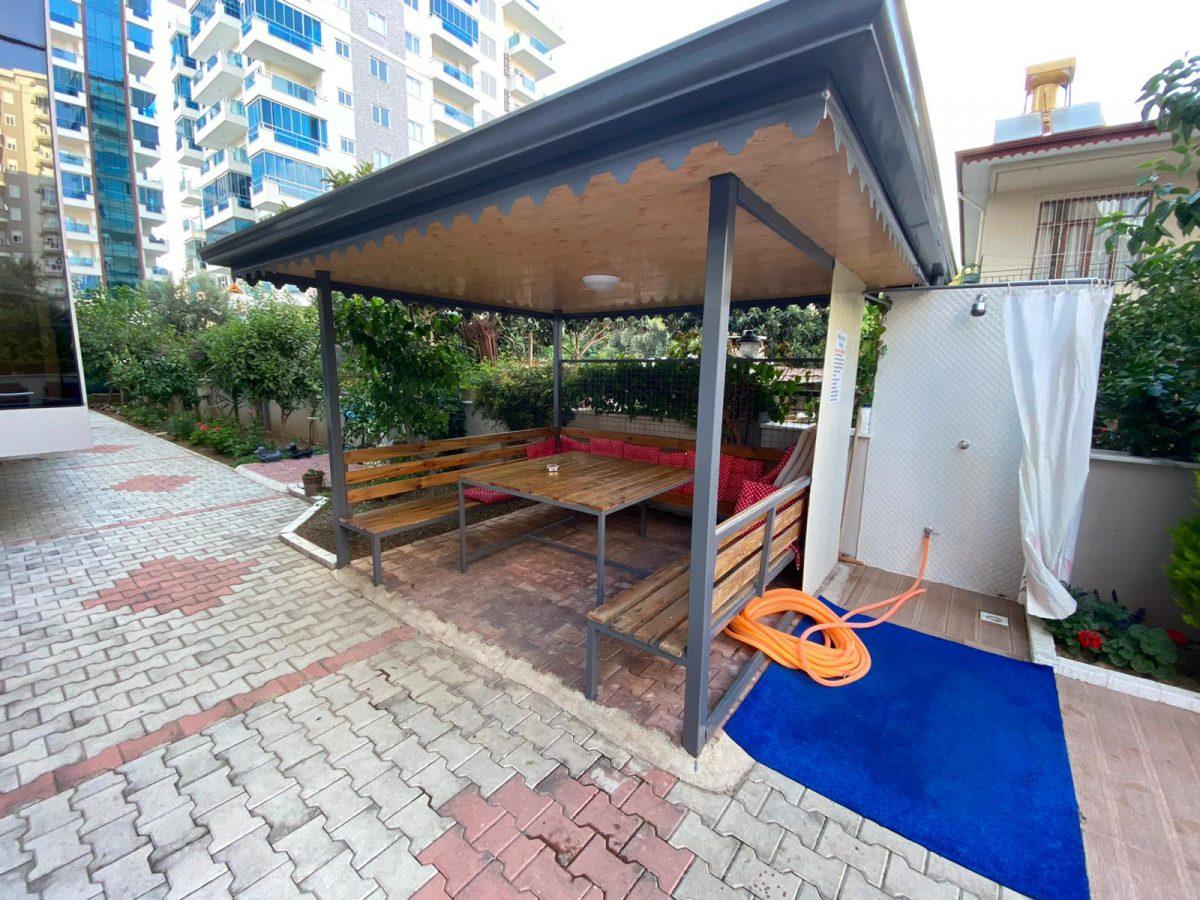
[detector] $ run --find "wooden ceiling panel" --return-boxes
[277,119,917,313]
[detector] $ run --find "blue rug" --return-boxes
[725,602,1088,900]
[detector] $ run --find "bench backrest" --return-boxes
[710,477,810,618]
[559,426,785,465]
[341,427,554,504]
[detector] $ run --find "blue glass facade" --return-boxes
[247,97,326,154]
[432,0,479,46]
[250,151,324,201]
[52,64,83,95]
[202,171,252,217]
[84,0,142,284]
[241,0,321,51]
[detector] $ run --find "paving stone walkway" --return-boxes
[0,413,1010,899]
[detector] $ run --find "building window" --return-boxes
[11,233,22,244]
[3,114,13,126]
[367,10,387,35]
[479,0,495,21]
[335,38,351,58]
[480,34,496,61]
[372,104,390,128]
[7,184,18,200]
[338,89,353,106]
[407,120,423,143]
[10,208,21,222]
[1030,192,1148,281]
[481,71,496,99]
[340,136,356,154]
[406,75,422,98]
[369,56,389,82]
[336,0,348,8]
[431,0,479,46]
[403,0,418,8]
[374,149,392,167]
[405,31,420,54]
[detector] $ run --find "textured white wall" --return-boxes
[2,406,93,459]
[856,286,1025,597]
[803,262,864,593]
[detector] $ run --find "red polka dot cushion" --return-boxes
[622,442,662,463]
[525,437,559,460]
[659,449,696,495]
[718,454,767,503]
[763,446,794,484]
[734,478,780,514]
[561,436,590,453]
[589,437,626,458]
[464,486,512,505]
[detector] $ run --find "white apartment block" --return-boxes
[166,0,565,285]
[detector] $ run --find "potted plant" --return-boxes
[302,468,325,497]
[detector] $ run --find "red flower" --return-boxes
[1167,629,1188,647]
[198,423,209,431]
[1077,630,1104,650]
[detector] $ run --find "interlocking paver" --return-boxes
[0,414,1009,900]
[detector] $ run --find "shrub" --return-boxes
[189,418,273,460]
[473,360,555,430]
[165,411,199,440]
[1042,587,1180,679]
[1167,471,1200,628]
[122,402,169,427]
[108,340,196,410]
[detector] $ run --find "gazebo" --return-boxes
[202,0,954,755]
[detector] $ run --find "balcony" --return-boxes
[61,190,94,211]
[176,134,204,166]
[195,99,247,148]
[189,0,240,60]
[133,133,161,168]
[251,174,323,214]
[171,51,199,77]
[144,234,169,257]
[506,32,555,79]
[240,15,322,80]
[146,266,171,280]
[507,71,537,104]
[51,46,84,72]
[431,57,479,108]
[49,0,83,38]
[202,195,255,231]
[180,177,202,207]
[199,147,251,182]
[67,255,100,275]
[242,69,318,110]
[193,50,245,106]
[502,0,566,51]
[63,219,98,243]
[431,101,474,138]
[126,27,154,77]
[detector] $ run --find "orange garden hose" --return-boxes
[724,530,933,686]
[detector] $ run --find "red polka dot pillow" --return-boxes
[622,442,662,463]
[659,449,696,495]
[525,437,559,460]
[561,436,590,453]
[734,479,779,514]
[589,437,626,458]
[464,486,512,505]
[718,454,767,503]
[763,446,794,484]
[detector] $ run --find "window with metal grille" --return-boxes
[1030,191,1148,281]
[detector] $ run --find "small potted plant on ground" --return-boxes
[302,468,325,496]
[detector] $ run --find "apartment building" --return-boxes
[171,0,565,285]
[1,3,92,456]
[47,0,169,292]
[957,59,1172,282]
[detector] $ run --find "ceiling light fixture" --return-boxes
[581,274,620,293]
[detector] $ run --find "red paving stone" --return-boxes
[83,555,257,616]
[619,783,686,839]
[81,443,133,454]
[622,825,694,893]
[568,833,642,899]
[109,474,198,492]
[418,827,491,894]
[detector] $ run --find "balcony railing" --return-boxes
[437,102,475,127]
[196,98,245,130]
[64,220,93,234]
[242,13,321,53]
[248,123,324,155]
[51,47,79,64]
[508,31,550,54]
[435,58,474,89]
[244,70,317,105]
[198,50,244,78]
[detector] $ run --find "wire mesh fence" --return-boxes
[561,357,821,448]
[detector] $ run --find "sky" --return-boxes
[548,0,1200,264]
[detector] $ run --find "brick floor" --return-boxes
[0,412,1013,898]
[366,505,778,743]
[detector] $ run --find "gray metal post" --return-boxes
[552,311,563,433]
[682,174,738,756]
[315,269,351,567]
[595,513,606,608]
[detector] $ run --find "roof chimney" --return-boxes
[1024,58,1076,132]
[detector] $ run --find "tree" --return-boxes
[336,295,470,445]
[194,317,249,418]
[323,162,375,189]
[238,301,323,429]
[1098,54,1200,460]
[75,284,165,393]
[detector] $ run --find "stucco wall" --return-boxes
[1072,452,1200,638]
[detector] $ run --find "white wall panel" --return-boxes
[856,286,1024,596]
[1,406,93,459]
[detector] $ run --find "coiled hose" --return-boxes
[724,531,932,686]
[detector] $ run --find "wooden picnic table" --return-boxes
[457,451,694,607]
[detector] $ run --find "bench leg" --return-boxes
[372,536,382,586]
[458,481,468,574]
[585,623,599,700]
[638,502,648,538]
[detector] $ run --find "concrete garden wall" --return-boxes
[1072,451,1200,639]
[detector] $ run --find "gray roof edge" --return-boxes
[203,0,951,282]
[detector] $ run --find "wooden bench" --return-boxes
[339,427,554,584]
[559,426,787,519]
[585,477,810,733]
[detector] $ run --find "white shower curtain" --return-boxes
[1003,285,1113,620]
